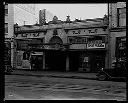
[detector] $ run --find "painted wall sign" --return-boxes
[68,28,107,36]
[16,32,44,39]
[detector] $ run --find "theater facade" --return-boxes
[14,18,109,72]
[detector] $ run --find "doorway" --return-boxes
[89,51,105,72]
[45,51,66,71]
[69,51,79,71]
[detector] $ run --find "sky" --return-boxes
[35,4,108,21]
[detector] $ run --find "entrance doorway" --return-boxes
[89,51,105,72]
[30,54,43,70]
[45,51,66,71]
[69,51,79,71]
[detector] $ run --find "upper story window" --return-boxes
[5,9,8,15]
[5,23,8,33]
[117,7,126,27]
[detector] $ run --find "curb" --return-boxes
[11,73,97,80]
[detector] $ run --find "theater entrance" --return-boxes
[45,51,66,71]
[69,51,80,71]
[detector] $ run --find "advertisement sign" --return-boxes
[29,44,65,50]
[16,39,44,50]
[68,36,87,44]
[68,28,107,36]
[87,40,105,49]
[16,32,44,39]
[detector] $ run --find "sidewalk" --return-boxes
[11,69,97,80]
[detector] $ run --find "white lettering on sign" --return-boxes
[88,29,97,33]
[16,32,44,38]
[69,28,106,36]
[72,30,81,34]
[21,33,39,37]
[87,40,105,49]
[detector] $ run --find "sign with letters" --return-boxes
[87,40,105,49]
[68,28,107,36]
[16,32,44,39]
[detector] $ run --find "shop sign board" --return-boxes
[68,36,87,44]
[68,28,107,36]
[70,44,86,49]
[29,44,65,50]
[87,40,105,49]
[16,32,44,39]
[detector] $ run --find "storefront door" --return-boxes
[89,52,105,72]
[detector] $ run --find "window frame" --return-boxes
[117,7,126,27]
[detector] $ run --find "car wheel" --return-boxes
[98,74,107,81]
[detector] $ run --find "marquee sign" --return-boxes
[29,44,66,50]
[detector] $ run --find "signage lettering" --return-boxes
[29,44,65,50]
[19,33,40,38]
[72,30,81,34]
[87,40,105,48]
[88,29,97,33]
[68,37,87,44]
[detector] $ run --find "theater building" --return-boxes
[14,16,109,72]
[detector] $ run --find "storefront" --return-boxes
[28,43,69,71]
[15,31,45,70]
[115,36,126,68]
[67,26,108,72]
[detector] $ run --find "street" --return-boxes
[5,74,126,100]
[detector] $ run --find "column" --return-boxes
[66,54,69,71]
[43,52,45,70]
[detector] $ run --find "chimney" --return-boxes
[39,9,46,25]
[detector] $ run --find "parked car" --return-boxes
[96,67,126,81]
[5,65,13,75]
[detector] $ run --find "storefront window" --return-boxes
[5,8,8,15]
[115,37,126,68]
[23,52,30,60]
[118,8,126,27]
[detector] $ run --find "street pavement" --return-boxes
[11,69,97,80]
[5,71,126,101]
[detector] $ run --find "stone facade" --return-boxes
[14,15,109,72]
[108,2,126,68]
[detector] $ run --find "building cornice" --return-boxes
[110,26,126,32]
